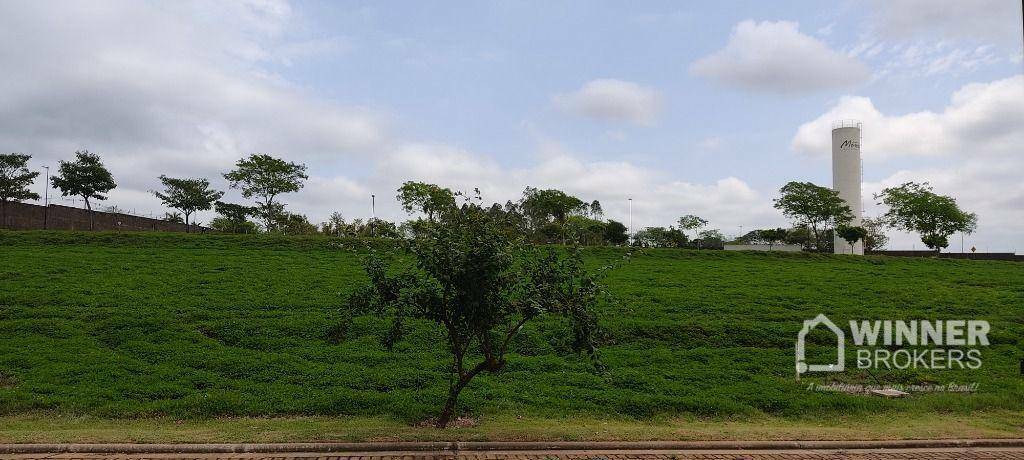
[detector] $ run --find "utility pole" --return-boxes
[370,194,376,237]
[627,198,633,241]
[43,165,49,229]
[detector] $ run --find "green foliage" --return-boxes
[153,176,224,232]
[633,226,687,248]
[862,217,889,251]
[0,153,41,228]
[521,187,586,226]
[875,182,977,250]
[350,196,602,427]
[212,201,259,233]
[774,181,853,252]
[162,212,184,224]
[274,213,319,235]
[51,151,116,229]
[835,225,868,254]
[676,214,707,236]
[396,181,456,220]
[223,154,308,230]
[603,220,629,246]
[0,232,1021,423]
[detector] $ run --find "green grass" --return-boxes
[0,231,1022,437]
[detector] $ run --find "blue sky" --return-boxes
[1,0,1022,250]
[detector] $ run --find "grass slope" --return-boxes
[0,231,1022,433]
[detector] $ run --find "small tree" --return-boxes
[862,217,889,251]
[223,154,308,231]
[773,181,853,252]
[152,176,223,232]
[677,214,707,249]
[213,201,258,233]
[397,181,457,221]
[162,212,184,224]
[835,225,868,254]
[757,228,788,250]
[349,193,601,428]
[875,182,976,251]
[51,150,116,230]
[0,153,41,228]
[603,219,629,245]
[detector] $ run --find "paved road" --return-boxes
[5,448,1024,460]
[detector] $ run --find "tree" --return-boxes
[589,200,603,219]
[0,153,40,228]
[696,228,725,249]
[677,214,708,248]
[397,181,456,221]
[223,154,308,231]
[835,225,868,254]
[757,228,788,250]
[773,181,853,252]
[349,193,601,427]
[152,176,223,233]
[520,187,586,225]
[862,217,889,251]
[212,201,258,233]
[51,150,116,230]
[274,212,318,235]
[875,182,976,250]
[603,220,629,245]
[162,212,184,224]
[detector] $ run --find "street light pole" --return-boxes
[627,198,633,241]
[370,194,376,237]
[43,166,49,229]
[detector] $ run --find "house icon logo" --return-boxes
[795,313,845,380]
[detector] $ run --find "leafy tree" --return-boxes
[273,212,319,235]
[773,181,853,252]
[397,181,456,221]
[0,153,40,228]
[564,215,607,245]
[677,214,708,248]
[862,217,889,251]
[603,220,629,246]
[213,201,259,233]
[51,150,116,230]
[162,212,184,224]
[520,187,586,225]
[757,228,789,250]
[152,176,223,232]
[875,182,976,250]
[696,228,725,249]
[223,154,308,231]
[633,226,687,248]
[835,225,868,254]
[349,194,602,427]
[589,200,603,219]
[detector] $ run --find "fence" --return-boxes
[867,249,1024,262]
[1,201,206,232]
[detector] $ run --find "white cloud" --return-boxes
[791,75,1024,160]
[870,0,1024,44]
[691,20,869,93]
[552,79,662,124]
[0,1,382,207]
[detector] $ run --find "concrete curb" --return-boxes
[1,439,1023,454]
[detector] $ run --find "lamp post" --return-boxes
[43,166,49,229]
[627,198,633,241]
[370,194,376,237]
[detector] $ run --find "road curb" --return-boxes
[2,439,1023,454]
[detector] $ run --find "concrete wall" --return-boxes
[1,201,204,232]
[867,250,1024,262]
[724,244,804,252]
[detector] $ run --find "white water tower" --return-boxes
[832,120,863,255]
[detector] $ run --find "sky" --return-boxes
[1,0,1022,251]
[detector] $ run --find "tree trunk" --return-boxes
[185,212,191,233]
[85,197,94,231]
[436,376,471,428]
[1,200,7,229]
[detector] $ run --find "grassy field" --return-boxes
[0,231,1022,440]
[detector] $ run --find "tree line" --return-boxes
[1,151,977,250]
